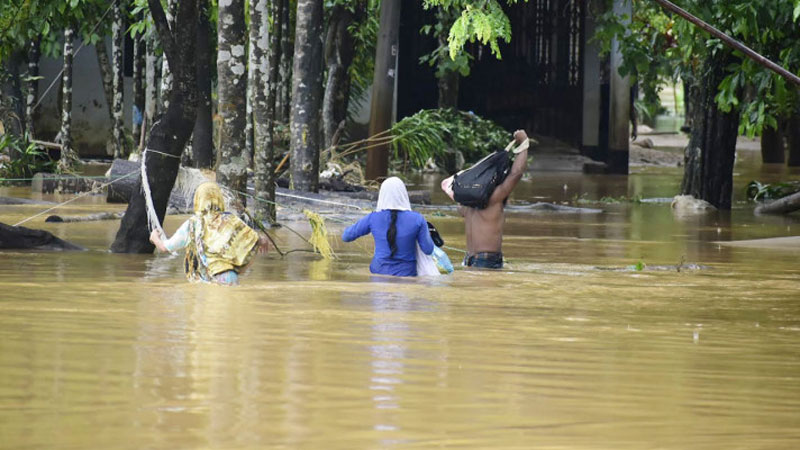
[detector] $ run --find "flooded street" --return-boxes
[1,154,800,448]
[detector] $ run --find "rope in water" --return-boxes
[11,170,140,226]
[7,162,468,254]
[141,145,180,238]
[0,175,113,182]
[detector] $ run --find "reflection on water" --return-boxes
[1,159,800,448]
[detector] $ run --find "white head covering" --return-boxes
[376,177,411,211]
[373,177,440,276]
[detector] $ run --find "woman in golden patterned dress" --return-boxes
[149,182,268,285]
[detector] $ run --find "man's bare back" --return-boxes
[441,130,530,267]
[459,201,505,254]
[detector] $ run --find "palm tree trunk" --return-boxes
[158,0,177,113]
[132,29,146,146]
[112,0,128,158]
[144,32,160,151]
[25,39,41,138]
[248,0,268,170]
[251,0,272,220]
[216,0,249,201]
[57,27,77,172]
[289,0,324,192]
[278,0,293,123]
[263,0,284,221]
[192,0,214,168]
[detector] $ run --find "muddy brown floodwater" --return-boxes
[1,151,799,448]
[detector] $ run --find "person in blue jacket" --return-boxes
[342,177,434,277]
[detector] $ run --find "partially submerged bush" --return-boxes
[0,133,57,182]
[391,108,510,172]
[746,180,800,202]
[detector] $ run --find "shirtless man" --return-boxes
[441,129,529,269]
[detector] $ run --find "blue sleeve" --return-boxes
[342,213,372,242]
[416,214,434,255]
[163,219,192,252]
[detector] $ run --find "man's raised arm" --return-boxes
[489,129,529,204]
[441,175,455,201]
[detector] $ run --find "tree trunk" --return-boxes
[158,0,178,113]
[249,0,268,172]
[192,0,214,169]
[251,0,273,220]
[437,71,459,109]
[322,5,356,151]
[216,0,249,201]
[1,51,26,145]
[264,0,283,221]
[245,43,255,164]
[25,40,41,138]
[278,0,293,123]
[57,27,77,172]
[95,42,115,125]
[787,112,800,167]
[289,0,324,192]
[112,0,128,159]
[111,0,199,253]
[760,123,784,164]
[436,8,459,109]
[366,0,401,181]
[144,32,159,150]
[132,30,146,145]
[680,52,740,210]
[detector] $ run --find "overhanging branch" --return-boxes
[147,0,177,67]
[652,0,800,87]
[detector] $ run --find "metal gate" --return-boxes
[458,0,586,144]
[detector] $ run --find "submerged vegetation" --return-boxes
[573,193,644,205]
[0,134,57,181]
[746,180,800,202]
[391,108,509,172]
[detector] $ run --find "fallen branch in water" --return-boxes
[30,139,63,150]
[45,212,125,223]
[754,190,800,215]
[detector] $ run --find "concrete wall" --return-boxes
[582,2,601,150]
[35,37,132,158]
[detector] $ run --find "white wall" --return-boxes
[35,37,132,158]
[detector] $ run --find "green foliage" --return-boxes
[390,108,509,170]
[129,0,154,39]
[746,180,800,202]
[1,0,114,63]
[711,0,800,137]
[422,0,522,60]
[594,1,680,124]
[0,134,57,181]
[596,0,800,138]
[419,7,473,81]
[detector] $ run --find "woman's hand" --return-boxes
[149,229,169,253]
